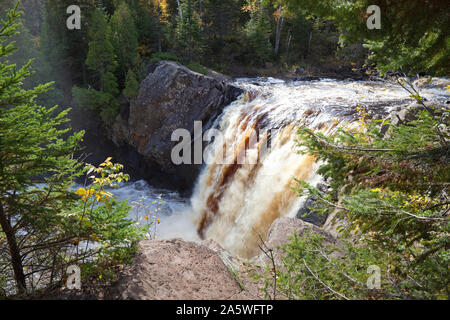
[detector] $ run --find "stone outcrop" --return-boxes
[111,61,243,190]
[111,239,248,300]
[295,183,330,226]
[253,217,337,266]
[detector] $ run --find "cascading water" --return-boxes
[111,77,447,259]
[188,77,447,258]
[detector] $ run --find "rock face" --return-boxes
[113,239,246,300]
[381,100,446,137]
[111,61,243,190]
[253,217,336,266]
[296,183,330,226]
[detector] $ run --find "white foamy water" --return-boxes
[72,180,199,241]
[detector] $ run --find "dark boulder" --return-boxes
[295,183,330,226]
[110,61,243,191]
[295,67,305,75]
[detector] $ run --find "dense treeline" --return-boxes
[2,0,448,120]
[1,0,333,119]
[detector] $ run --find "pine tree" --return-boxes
[278,82,450,299]
[0,5,84,294]
[1,5,146,296]
[85,8,117,92]
[283,0,450,75]
[174,0,205,61]
[72,8,120,120]
[0,0,63,106]
[41,0,95,88]
[123,69,139,101]
[110,1,139,78]
[244,2,272,65]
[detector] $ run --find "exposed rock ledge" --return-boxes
[253,217,338,267]
[110,61,243,190]
[110,239,250,300]
[106,217,336,300]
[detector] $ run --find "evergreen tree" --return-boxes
[123,69,139,101]
[41,0,95,88]
[275,83,450,299]
[0,0,63,106]
[85,8,117,92]
[0,5,145,296]
[0,5,84,294]
[110,1,139,78]
[72,8,120,120]
[243,2,272,65]
[174,0,205,61]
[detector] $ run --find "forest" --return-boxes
[2,0,448,121]
[0,0,449,301]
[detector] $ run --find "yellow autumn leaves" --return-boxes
[75,187,113,203]
[76,157,130,204]
[370,188,439,211]
[144,215,160,224]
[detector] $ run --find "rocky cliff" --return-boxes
[111,61,243,191]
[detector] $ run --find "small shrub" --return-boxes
[149,51,181,64]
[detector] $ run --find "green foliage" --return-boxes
[0,7,143,296]
[72,8,121,120]
[148,52,207,74]
[243,4,273,65]
[0,4,83,294]
[273,231,392,299]
[283,0,450,75]
[275,84,450,299]
[122,69,139,100]
[185,62,208,75]
[85,8,117,88]
[149,51,182,64]
[72,85,120,119]
[0,0,64,106]
[174,0,205,62]
[41,0,94,88]
[110,1,139,78]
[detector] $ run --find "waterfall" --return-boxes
[189,77,428,258]
[108,77,445,259]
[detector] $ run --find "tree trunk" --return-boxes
[286,31,292,62]
[176,0,182,19]
[274,8,284,56]
[0,203,26,294]
[306,30,313,58]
